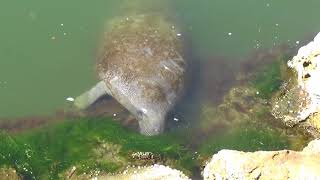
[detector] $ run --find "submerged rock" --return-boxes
[271,32,320,136]
[203,139,320,180]
[199,85,269,135]
[75,1,186,136]
[0,167,20,180]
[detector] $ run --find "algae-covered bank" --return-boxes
[0,118,196,179]
[1,0,320,179]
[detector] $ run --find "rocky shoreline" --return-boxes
[271,32,320,137]
[203,139,320,180]
[2,139,319,180]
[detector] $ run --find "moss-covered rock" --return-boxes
[271,33,320,137]
[199,85,269,135]
[197,50,312,162]
[0,118,196,179]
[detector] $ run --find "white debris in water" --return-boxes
[228,32,232,36]
[177,33,182,37]
[141,108,148,114]
[296,41,300,44]
[266,3,270,7]
[174,117,179,122]
[113,113,117,117]
[171,25,175,29]
[63,32,67,36]
[256,91,260,95]
[51,36,56,40]
[126,17,129,21]
[60,23,64,26]
[275,23,279,27]
[66,97,75,102]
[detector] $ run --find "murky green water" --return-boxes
[0,1,319,178]
[0,0,320,118]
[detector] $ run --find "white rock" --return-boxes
[203,140,320,180]
[103,164,190,180]
[287,32,320,121]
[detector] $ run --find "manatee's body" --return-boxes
[75,11,186,135]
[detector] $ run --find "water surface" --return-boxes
[1,0,320,118]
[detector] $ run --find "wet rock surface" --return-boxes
[271,32,320,137]
[203,139,320,180]
[69,164,190,180]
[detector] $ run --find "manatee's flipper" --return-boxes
[74,81,111,109]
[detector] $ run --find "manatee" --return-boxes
[74,2,187,136]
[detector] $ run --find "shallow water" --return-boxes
[1,1,319,178]
[1,0,320,118]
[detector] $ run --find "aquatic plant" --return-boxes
[198,125,290,156]
[0,118,195,179]
[250,60,283,99]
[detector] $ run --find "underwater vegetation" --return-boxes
[248,53,292,99]
[198,125,290,156]
[0,118,196,179]
[195,48,312,161]
[250,61,283,99]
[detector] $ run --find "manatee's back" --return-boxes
[96,14,186,123]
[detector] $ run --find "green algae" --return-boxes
[198,125,290,156]
[196,55,304,158]
[250,60,283,99]
[0,118,195,179]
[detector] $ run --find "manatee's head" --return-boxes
[135,107,166,136]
